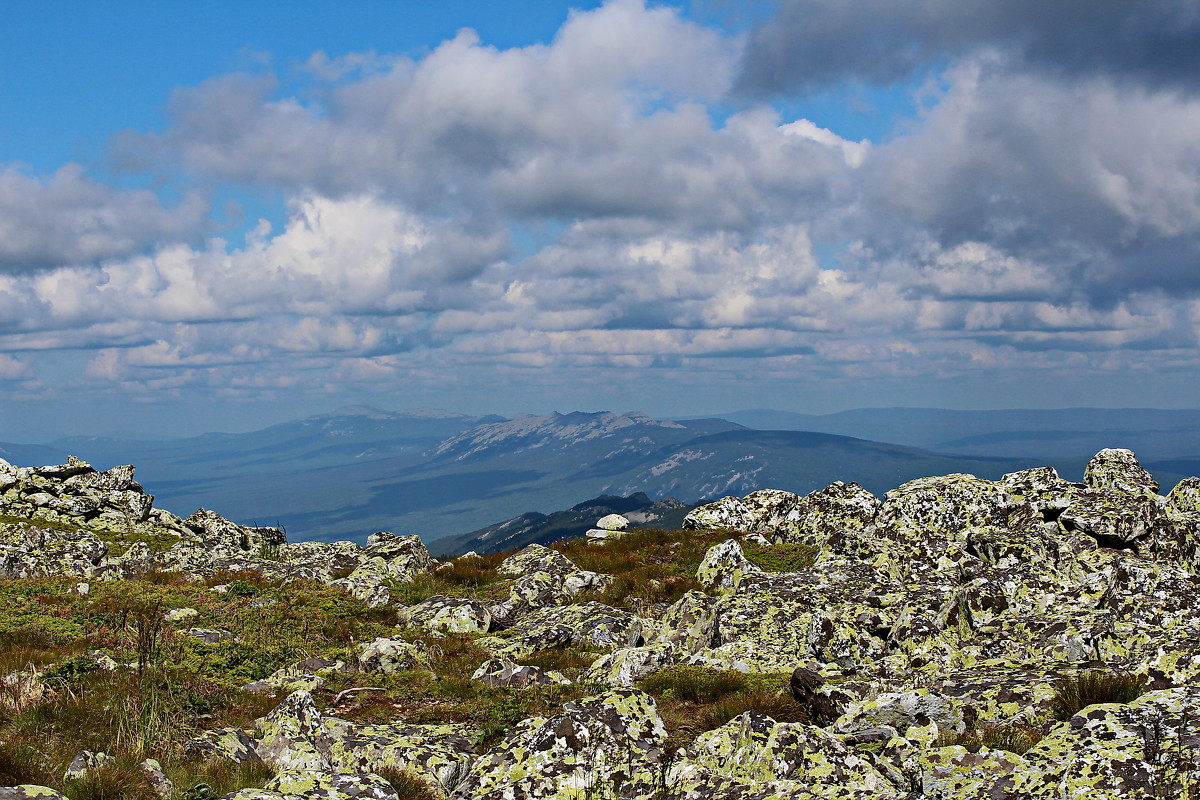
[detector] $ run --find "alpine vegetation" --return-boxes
[2,448,1199,799]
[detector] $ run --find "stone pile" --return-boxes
[585,512,631,544]
[3,448,1200,799]
[0,456,433,604]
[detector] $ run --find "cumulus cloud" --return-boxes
[0,164,209,272]
[735,0,1200,96]
[3,0,1200,411]
[117,0,741,218]
[854,60,1200,303]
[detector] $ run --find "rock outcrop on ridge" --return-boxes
[0,456,432,605]
[3,448,1200,799]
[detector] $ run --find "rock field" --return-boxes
[2,448,1200,799]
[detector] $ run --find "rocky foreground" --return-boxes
[2,449,1200,799]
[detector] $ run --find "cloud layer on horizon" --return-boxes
[2,0,1198,413]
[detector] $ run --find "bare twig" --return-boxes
[332,686,386,705]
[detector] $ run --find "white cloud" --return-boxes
[3,0,1200,412]
[0,164,209,272]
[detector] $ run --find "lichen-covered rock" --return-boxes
[478,602,642,659]
[186,628,235,644]
[164,606,198,622]
[323,719,476,794]
[696,539,763,592]
[185,727,263,764]
[585,527,624,544]
[248,658,346,695]
[834,689,966,745]
[402,595,491,636]
[472,657,569,688]
[669,710,901,799]
[910,745,1026,800]
[877,474,1036,566]
[492,544,613,613]
[254,691,332,771]
[1,524,109,579]
[506,566,613,612]
[275,540,364,574]
[263,770,399,800]
[244,692,474,796]
[1,666,44,710]
[653,590,718,654]
[138,759,174,799]
[692,564,892,673]
[1058,489,1172,549]
[1167,476,1200,517]
[992,686,1200,799]
[63,750,113,781]
[683,495,753,531]
[363,532,432,583]
[496,544,575,577]
[1002,466,1083,519]
[183,509,285,555]
[330,558,393,608]
[451,689,666,800]
[358,638,426,674]
[1085,448,1160,495]
[789,667,855,725]
[0,788,70,800]
[582,643,677,687]
[775,482,882,550]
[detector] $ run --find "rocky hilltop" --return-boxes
[2,448,1200,799]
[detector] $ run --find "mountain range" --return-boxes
[3,405,1198,551]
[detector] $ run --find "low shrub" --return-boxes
[1050,670,1147,720]
[224,580,259,598]
[40,654,101,688]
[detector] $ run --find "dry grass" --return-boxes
[376,766,443,800]
[940,721,1045,754]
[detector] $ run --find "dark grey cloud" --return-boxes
[855,62,1200,302]
[736,0,1200,95]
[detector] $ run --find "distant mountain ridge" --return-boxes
[4,405,1197,548]
[713,407,1200,461]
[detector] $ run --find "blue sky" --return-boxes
[2,0,1199,440]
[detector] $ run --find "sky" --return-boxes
[2,0,1200,441]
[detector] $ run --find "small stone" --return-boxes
[63,750,113,781]
[165,607,199,621]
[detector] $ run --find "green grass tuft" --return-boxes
[741,541,818,573]
[1049,670,1147,720]
[641,666,747,704]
